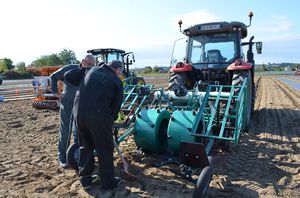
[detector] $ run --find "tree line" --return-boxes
[0,49,79,79]
[255,63,300,72]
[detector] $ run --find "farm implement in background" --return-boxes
[31,66,62,110]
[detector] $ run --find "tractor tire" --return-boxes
[168,72,193,91]
[134,77,146,86]
[193,166,213,198]
[66,143,79,171]
[32,100,58,110]
[232,71,253,130]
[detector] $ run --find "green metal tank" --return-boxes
[167,110,197,154]
[134,109,170,153]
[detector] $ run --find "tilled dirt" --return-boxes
[0,75,299,198]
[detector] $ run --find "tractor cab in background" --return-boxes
[170,15,262,91]
[87,48,145,86]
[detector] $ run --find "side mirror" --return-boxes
[131,53,135,63]
[125,52,135,66]
[256,42,262,54]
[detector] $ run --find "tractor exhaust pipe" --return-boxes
[247,11,253,27]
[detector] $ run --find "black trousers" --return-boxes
[75,112,115,188]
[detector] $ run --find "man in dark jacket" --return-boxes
[50,55,95,168]
[65,60,123,190]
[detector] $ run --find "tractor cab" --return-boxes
[172,22,247,67]
[87,48,145,86]
[87,48,134,78]
[169,13,262,90]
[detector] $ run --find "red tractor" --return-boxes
[169,12,262,128]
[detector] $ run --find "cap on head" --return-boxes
[108,60,123,69]
[84,55,95,66]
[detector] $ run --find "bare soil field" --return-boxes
[0,75,299,197]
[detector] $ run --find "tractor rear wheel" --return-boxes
[168,72,193,91]
[232,71,253,130]
[193,166,213,198]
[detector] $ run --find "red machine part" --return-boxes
[170,62,193,73]
[227,59,252,71]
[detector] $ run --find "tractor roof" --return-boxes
[183,21,248,39]
[87,48,125,55]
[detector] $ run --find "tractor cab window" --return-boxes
[95,52,124,67]
[190,40,204,63]
[205,42,234,62]
[96,54,105,65]
[189,32,239,64]
[170,37,187,67]
[107,52,123,62]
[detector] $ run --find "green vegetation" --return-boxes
[32,49,79,67]
[255,63,300,72]
[135,66,169,76]
[1,70,32,79]
[0,58,14,73]
[0,48,79,79]
[1,61,32,79]
[116,111,127,124]
[138,72,169,77]
[16,62,26,73]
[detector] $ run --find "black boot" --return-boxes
[101,177,121,189]
[80,175,99,190]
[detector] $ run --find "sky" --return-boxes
[0,0,299,67]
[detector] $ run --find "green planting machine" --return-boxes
[133,12,262,197]
[133,81,249,196]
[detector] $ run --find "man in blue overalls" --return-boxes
[50,55,95,168]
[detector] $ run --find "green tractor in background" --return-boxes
[87,48,145,86]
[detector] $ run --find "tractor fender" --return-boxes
[170,62,193,73]
[227,59,252,71]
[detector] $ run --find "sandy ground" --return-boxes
[0,75,300,198]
